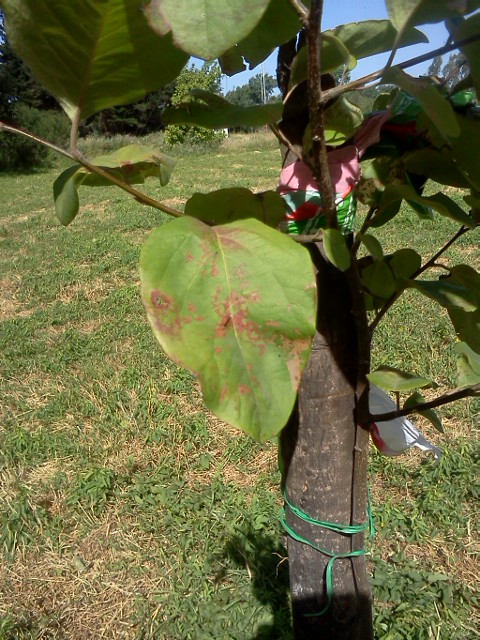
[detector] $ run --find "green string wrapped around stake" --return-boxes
[280,491,375,618]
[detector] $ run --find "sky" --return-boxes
[222,0,452,92]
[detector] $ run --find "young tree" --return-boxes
[164,61,224,145]
[1,1,479,638]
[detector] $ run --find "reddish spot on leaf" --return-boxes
[238,385,253,396]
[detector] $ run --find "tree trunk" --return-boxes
[280,243,372,639]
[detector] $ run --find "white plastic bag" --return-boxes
[369,385,441,462]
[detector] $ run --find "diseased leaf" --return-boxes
[455,342,480,386]
[162,91,282,129]
[404,391,444,433]
[323,228,351,271]
[140,217,317,441]
[54,145,175,226]
[145,0,270,59]
[1,0,188,122]
[185,188,285,228]
[368,366,433,391]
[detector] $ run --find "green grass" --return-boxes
[0,131,479,639]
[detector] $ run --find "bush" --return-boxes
[0,105,69,171]
[164,123,225,148]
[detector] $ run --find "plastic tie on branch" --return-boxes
[369,384,442,462]
[277,112,390,235]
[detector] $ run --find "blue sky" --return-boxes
[223,0,451,92]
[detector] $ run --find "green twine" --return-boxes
[280,491,375,618]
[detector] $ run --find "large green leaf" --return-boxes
[453,13,480,95]
[405,149,472,189]
[386,0,477,30]
[404,391,443,433]
[407,279,478,311]
[222,0,302,72]
[185,189,285,228]
[330,20,428,60]
[447,266,480,353]
[54,145,175,226]
[383,68,460,139]
[162,90,282,129]
[1,0,188,122]
[368,366,433,391]
[449,114,480,192]
[288,35,355,91]
[322,228,351,271]
[455,342,480,386]
[361,261,396,299]
[145,0,270,60]
[140,217,317,441]
[379,184,475,227]
[387,248,422,281]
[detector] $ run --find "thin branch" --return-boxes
[269,124,303,164]
[369,225,469,332]
[322,32,480,104]
[370,383,480,424]
[352,207,378,254]
[0,121,183,219]
[306,0,337,227]
[287,0,309,24]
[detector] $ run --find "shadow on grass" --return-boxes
[223,526,293,640]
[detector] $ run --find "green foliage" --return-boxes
[1,0,188,121]
[145,0,272,59]
[164,62,226,146]
[0,104,69,170]
[54,145,176,225]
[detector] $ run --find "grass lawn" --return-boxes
[0,131,478,639]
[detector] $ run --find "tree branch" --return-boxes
[0,121,183,219]
[322,32,480,104]
[306,0,337,227]
[369,225,469,333]
[370,383,480,424]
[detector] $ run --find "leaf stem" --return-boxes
[370,383,480,423]
[0,121,183,219]
[287,0,309,24]
[369,225,469,332]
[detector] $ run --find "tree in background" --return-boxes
[0,9,69,169]
[226,72,278,106]
[164,61,224,145]
[427,52,471,90]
